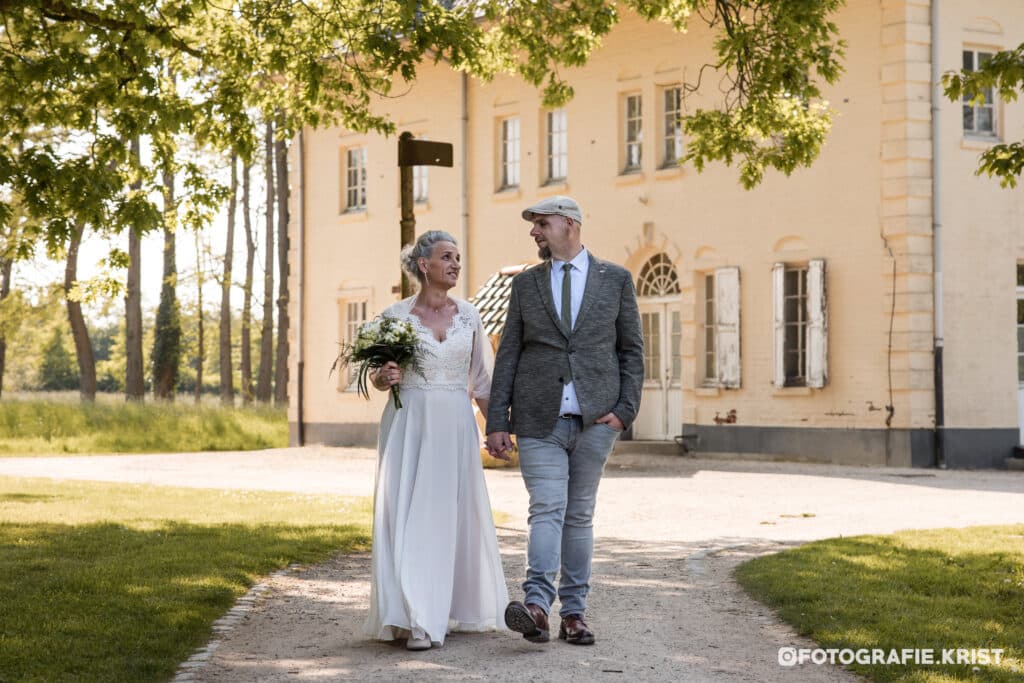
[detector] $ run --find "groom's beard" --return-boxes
[537,245,551,259]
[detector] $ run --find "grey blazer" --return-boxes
[486,253,644,438]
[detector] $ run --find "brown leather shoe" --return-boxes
[559,614,595,645]
[504,601,550,643]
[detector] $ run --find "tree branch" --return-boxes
[30,0,203,58]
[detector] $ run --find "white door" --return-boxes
[633,300,682,440]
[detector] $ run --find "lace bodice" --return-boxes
[382,297,492,397]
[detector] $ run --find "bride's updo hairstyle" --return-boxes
[400,230,459,285]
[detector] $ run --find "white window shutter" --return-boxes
[806,258,828,388]
[772,263,786,388]
[715,267,741,389]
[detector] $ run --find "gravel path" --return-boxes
[2,447,1023,681]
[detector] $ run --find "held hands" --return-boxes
[485,415,620,461]
[485,431,513,461]
[594,412,625,431]
[371,361,402,391]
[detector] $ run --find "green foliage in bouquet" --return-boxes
[332,316,424,409]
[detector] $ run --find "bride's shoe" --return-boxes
[406,635,432,651]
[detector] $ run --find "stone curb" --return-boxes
[171,563,303,682]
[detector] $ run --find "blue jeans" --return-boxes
[517,416,619,618]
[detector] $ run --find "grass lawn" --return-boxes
[0,476,372,681]
[736,526,1024,682]
[0,397,287,455]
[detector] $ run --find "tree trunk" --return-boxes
[274,114,289,405]
[219,153,237,405]
[240,161,255,405]
[125,137,145,402]
[195,228,204,404]
[0,142,22,398]
[152,161,181,400]
[256,121,275,403]
[65,221,97,401]
[0,255,12,398]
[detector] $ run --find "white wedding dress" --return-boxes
[364,297,509,645]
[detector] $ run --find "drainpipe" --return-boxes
[930,0,946,467]
[296,128,307,446]
[461,72,470,298]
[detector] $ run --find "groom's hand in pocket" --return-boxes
[594,412,625,432]
[486,431,513,460]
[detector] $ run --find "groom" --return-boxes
[486,195,644,646]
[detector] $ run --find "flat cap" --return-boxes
[521,195,583,225]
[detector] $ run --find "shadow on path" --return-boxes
[196,532,856,682]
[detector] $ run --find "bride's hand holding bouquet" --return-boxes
[332,316,424,409]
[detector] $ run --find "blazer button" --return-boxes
[558,377,565,384]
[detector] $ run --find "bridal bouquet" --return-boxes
[332,315,423,409]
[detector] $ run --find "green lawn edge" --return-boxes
[0,476,372,681]
[0,400,288,455]
[735,526,1024,682]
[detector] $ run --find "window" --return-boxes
[545,109,568,183]
[641,312,661,381]
[962,50,996,136]
[639,310,681,383]
[772,260,827,388]
[340,299,368,390]
[636,253,679,296]
[661,86,683,167]
[703,274,716,382]
[623,94,642,172]
[499,117,520,189]
[670,310,682,381]
[702,267,741,388]
[342,146,367,212]
[413,165,428,203]
[783,267,808,385]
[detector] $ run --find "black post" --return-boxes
[399,132,416,298]
[397,132,453,298]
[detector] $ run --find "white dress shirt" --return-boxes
[550,247,589,416]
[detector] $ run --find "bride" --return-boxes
[363,230,510,650]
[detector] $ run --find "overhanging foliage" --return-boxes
[0,0,848,253]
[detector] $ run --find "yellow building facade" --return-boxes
[287,0,1024,468]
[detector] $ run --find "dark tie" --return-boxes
[561,262,573,334]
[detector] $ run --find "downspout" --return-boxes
[461,72,470,298]
[930,0,946,467]
[296,128,307,446]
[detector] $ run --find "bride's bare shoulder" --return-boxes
[382,297,416,318]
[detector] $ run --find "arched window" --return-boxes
[636,253,680,297]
